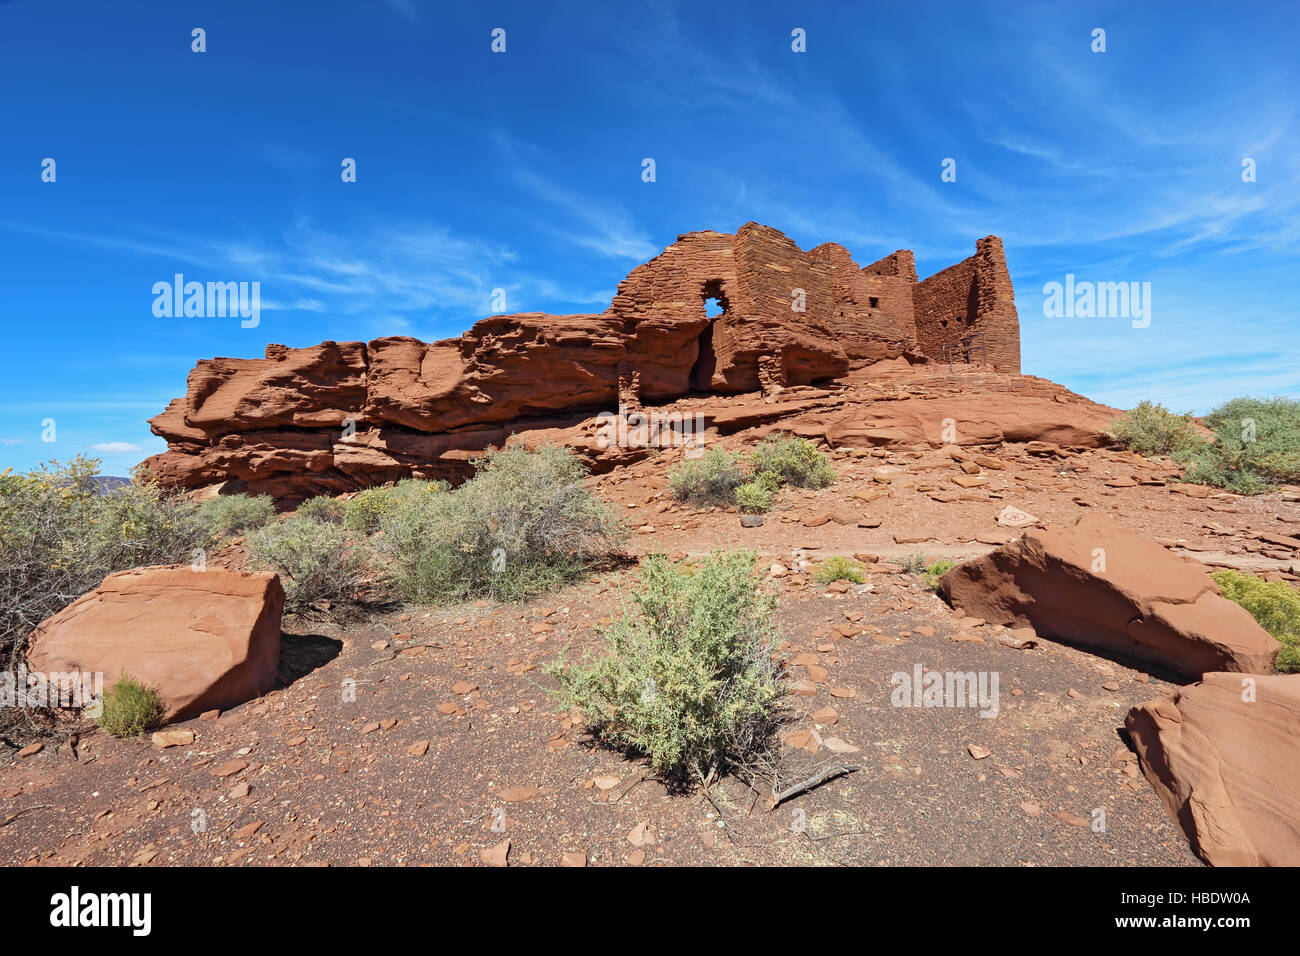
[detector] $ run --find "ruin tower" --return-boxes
[912,235,1021,372]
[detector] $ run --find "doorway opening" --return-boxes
[691,280,727,391]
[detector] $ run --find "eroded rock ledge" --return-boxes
[142,223,1036,503]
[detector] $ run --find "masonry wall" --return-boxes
[610,230,734,399]
[805,244,918,365]
[913,236,1020,372]
[728,223,844,387]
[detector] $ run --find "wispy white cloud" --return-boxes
[90,442,143,454]
[509,166,658,262]
[260,297,326,312]
[0,216,614,324]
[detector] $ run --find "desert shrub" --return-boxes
[923,558,958,593]
[343,479,447,534]
[900,552,928,574]
[1179,397,1300,494]
[1110,401,1203,459]
[668,449,746,507]
[749,433,835,490]
[546,551,782,782]
[0,458,206,721]
[1213,569,1300,672]
[246,515,374,612]
[379,442,625,604]
[96,674,165,738]
[295,495,345,523]
[198,493,275,537]
[1180,455,1272,496]
[814,555,864,585]
[735,479,773,514]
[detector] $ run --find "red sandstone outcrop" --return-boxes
[821,394,1115,449]
[141,222,1040,503]
[28,566,284,723]
[940,513,1280,679]
[1126,673,1300,866]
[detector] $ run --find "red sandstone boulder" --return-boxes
[1126,673,1300,866]
[939,513,1279,679]
[27,566,284,723]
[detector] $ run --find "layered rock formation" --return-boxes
[940,513,1281,679]
[1126,673,1300,866]
[28,566,284,723]
[142,223,1026,503]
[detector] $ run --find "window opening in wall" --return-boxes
[692,280,727,390]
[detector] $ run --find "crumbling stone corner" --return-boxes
[757,351,786,400]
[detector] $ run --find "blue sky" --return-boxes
[2,0,1297,476]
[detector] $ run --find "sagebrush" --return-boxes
[344,479,447,534]
[198,493,275,536]
[668,435,835,511]
[668,449,746,507]
[749,433,836,489]
[1181,396,1300,494]
[900,552,928,574]
[295,495,345,523]
[377,443,625,604]
[547,550,783,783]
[1109,401,1202,459]
[246,514,375,612]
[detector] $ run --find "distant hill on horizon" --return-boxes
[91,475,131,493]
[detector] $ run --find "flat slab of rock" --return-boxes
[996,505,1039,528]
[1126,672,1300,866]
[939,513,1278,679]
[28,565,284,723]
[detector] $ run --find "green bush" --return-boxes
[378,442,625,604]
[814,555,864,585]
[0,458,206,703]
[1115,396,1300,494]
[923,558,958,593]
[668,449,746,507]
[547,551,782,782]
[1213,569,1300,672]
[197,493,275,537]
[96,674,165,737]
[343,479,447,534]
[1110,401,1203,459]
[1180,455,1271,496]
[735,479,773,514]
[246,515,374,612]
[749,433,835,489]
[295,495,345,523]
[1180,397,1300,494]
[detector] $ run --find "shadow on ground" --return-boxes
[276,633,343,687]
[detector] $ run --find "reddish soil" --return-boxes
[2,424,1296,867]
